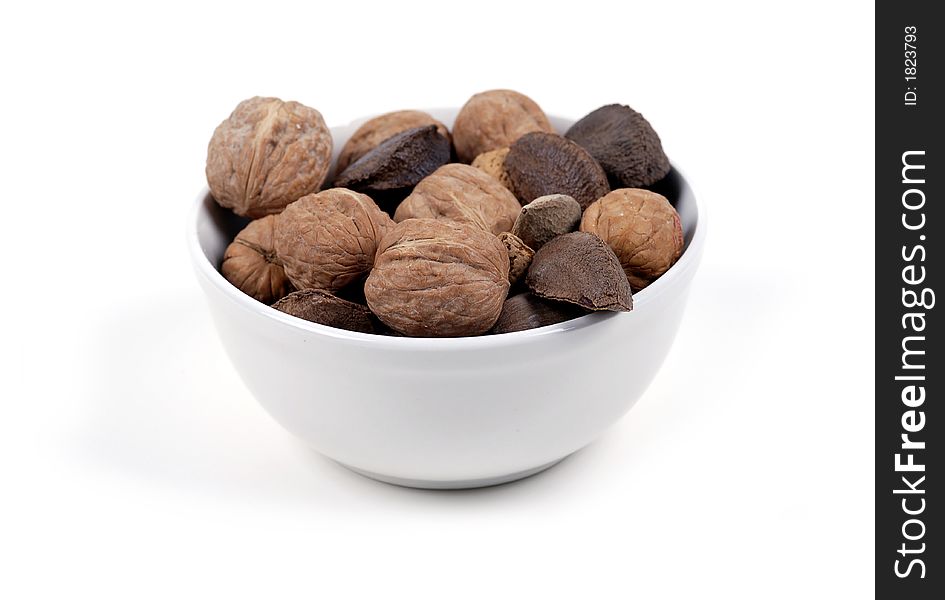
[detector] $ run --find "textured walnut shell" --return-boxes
[272,289,381,334]
[394,164,521,235]
[452,90,554,163]
[471,147,513,191]
[565,104,670,188]
[221,215,294,304]
[336,110,451,174]
[206,97,332,218]
[581,188,683,290]
[498,232,534,285]
[365,219,510,337]
[273,188,393,292]
[491,293,586,334]
[526,232,632,311]
[333,125,450,195]
[511,194,582,250]
[504,132,610,209]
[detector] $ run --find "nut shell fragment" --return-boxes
[581,188,683,290]
[395,164,520,235]
[274,188,393,292]
[498,232,534,285]
[365,219,510,337]
[453,90,554,163]
[336,110,451,174]
[272,289,381,334]
[505,132,610,209]
[221,215,294,304]
[206,96,332,218]
[526,232,632,311]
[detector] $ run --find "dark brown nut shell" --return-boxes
[273,188,393,292]
[471,147,513,191]
[581,188,684,291]
[333,125,450,194]
[491,293,587,334]
[452,90,554,163]
[394,163,521,235]
[511,194,582,250]
[365,219,510,337]
[498,232,534,285]
[504,132,610,210]
[206,96,332,218]
[565,104,670,188]
[526,232,632,312]
[336,110,451,174]
[221,215,294,304]
[272,289,381,334]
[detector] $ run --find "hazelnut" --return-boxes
[365,219,510,337]
[491,293,586,334]
[274,188,393,292]
[565,104,670,188]
[504,132,610,209]
[206,96,332,218]
[471,147,513,191]
[272,289,381,334]
[333,125,450,200]
[497,232,534,285]
[511,194,582,251]
[526,232,632,312]
[336,110,451,174]
[394,164,520,235]
[452,90,554,162]
[221,215,294,304]
[580,188,683,290]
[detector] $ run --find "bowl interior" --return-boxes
[192,109,702,338]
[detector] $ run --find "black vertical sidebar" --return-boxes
[876,2,941,598]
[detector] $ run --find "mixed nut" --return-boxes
[205,90,684,337]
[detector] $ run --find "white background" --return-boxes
[0,1,874,597]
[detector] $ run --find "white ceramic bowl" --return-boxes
[188,108,706,489]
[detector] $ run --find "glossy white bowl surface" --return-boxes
[188,108,706,488]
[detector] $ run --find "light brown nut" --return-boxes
[365,219,510,337]
[272,289,381,334]
[504,132,610,209]
[498,232,534,285]
[274,188,393,292]
[490,293,587,334]
[206,97,332,218]
[471,147,513,191]
[336,110,451,174]
[526,232,632,312]
[580,189,684,291]
[511,194,582,250]
[221,215,294,304]
[394,164,520,235]
[452,90,554,163]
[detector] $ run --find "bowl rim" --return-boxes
[187,118,707,350]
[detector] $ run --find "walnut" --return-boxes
[565,104,670,188]
[471,147,513,191]
[491,293,586,334]
[452,90,554,163]
[272,289,381,334]
[497,232,534,285]
[580,189,683,291]
[221,215,294,304]
[526,232,632,311]
[273,188,393,292]
[504,132,610,209]
[206,97,332,218]
[365,219,510,337]
[335,110,451,174]
[511,194,582,250]
[394,164,520,235]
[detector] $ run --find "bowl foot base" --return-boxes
[339,456,568,490]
